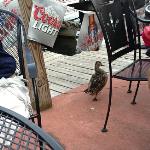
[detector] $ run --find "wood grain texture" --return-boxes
[18,0,52,110]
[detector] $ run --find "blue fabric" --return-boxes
[0,42,16,78]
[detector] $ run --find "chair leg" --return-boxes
[127,81,132,93]
[101,77,112,133]
[32,78,42,127]
[131,81,140,105]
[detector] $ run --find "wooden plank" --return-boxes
[49,83,71,93]
[43,52,64,62]
[49,58,94,70]
[18,0,52,110]
[48,72,89,87]
[49,90,61,97]
[48,75,84,89]
[46,65,91,79]
[45,61,94,75]
[65,57,101,65]
[49,77,75,89]
[47,70,89,84]
[58,59,96,69]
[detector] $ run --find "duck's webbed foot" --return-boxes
[93,93,99,101]
[84,89,89,93]
[93,97,98,101]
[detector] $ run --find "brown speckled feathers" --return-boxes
[84,61,108,99]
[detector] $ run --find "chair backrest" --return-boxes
[0,9,27,77]
[0,9,41,127]
[91,0,140,63]
[129,0,146,10]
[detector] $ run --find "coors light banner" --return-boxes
[76,11,103,51]
[27,0,66,47]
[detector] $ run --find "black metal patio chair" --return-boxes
[0,9,42,127]
[128,0,150,34]
[0,106,64,150]
[91,0,150,132]
[128,0,150,58]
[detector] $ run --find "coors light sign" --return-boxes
[28,0,66,47]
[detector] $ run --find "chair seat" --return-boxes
[113,59,150,81]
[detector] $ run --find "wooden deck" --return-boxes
[43,45,148,97]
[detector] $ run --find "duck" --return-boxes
[84,61,108,101]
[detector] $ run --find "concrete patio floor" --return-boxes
[41,79,150,150]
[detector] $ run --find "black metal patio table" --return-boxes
[0,106,64,150]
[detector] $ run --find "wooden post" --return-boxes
[18,0,52,110]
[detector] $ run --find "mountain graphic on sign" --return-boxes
[45,6,60,20]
